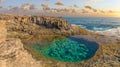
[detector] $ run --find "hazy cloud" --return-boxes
[41,4,76,14]
[41,3,51,11]
[93,9,97,12]
[84,5,92,10]
[84,5,97,12]
[21,3,35,10]
[0,6,2,8]
[87,0,101,2]
[9,7,19,10]
[55,8,75,13]
[0,0,4,3]
[0,0,118,17]
[55,1,64,6]
[100,10,105,13]
[108,10,114,13]
[73,5,79,8]
[41,3,75,13]
[81,9,89,13]
[41,3,49,7]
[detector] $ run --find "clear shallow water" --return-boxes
[64,17,120,31]
[27,37,99,62]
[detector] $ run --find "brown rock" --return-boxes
[0,39,42,67]
[0,20,6,43]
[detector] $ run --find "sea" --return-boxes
[64,17,120,37]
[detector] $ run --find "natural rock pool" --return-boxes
[26,36,99,62]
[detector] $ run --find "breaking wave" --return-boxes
[96,27,120,37]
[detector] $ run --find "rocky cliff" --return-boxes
[0,14,91,39]
[0,14,120,67]
[0,14,70,29]
[0,19,42,67]
[0,39,43,67]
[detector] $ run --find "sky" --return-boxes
[0,0,120,17]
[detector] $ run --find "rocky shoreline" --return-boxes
[1,14,93,38]
[0,14,120,67]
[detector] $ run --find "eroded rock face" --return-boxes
[0,14,91,39]
[16,16,70,29]
[0,19,42,67]
[0,20,6,43]
[0,15,71,30]
[0,39,43,67]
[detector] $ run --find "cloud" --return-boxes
[6,3,36,12]
[55,8,76,13]
[0,2,37,15]
[21,2,35,10]
[41,3,49,7]
[41,4,76,14]
[84,5,97,12]
[55,1,64,6]
[73,5,79,8]
[0,1,117,17]
[41,3,75,13]
[41,3,51,11]
[81,9,89,13]
[0,0,4,3]
[87,0,101,2]
[99,10,105,13]
[0,6,2,8]
[84,5,92,10]
[92,9,97,12]
[47,8,74,13]
[108,10,114,13]
[9,7,19,10]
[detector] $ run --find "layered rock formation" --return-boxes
[0,15,70,31]
[0,14,91,39]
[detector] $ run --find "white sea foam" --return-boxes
[71,24,77,26]
[71,24,87,29]
[72,24,120,37]
[93,27,109,31]
[96,27,120,37]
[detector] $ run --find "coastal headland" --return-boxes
[0,14,120,67]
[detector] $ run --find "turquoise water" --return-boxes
[28,37,99,62]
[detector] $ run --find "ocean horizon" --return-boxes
[64,17,120,37]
